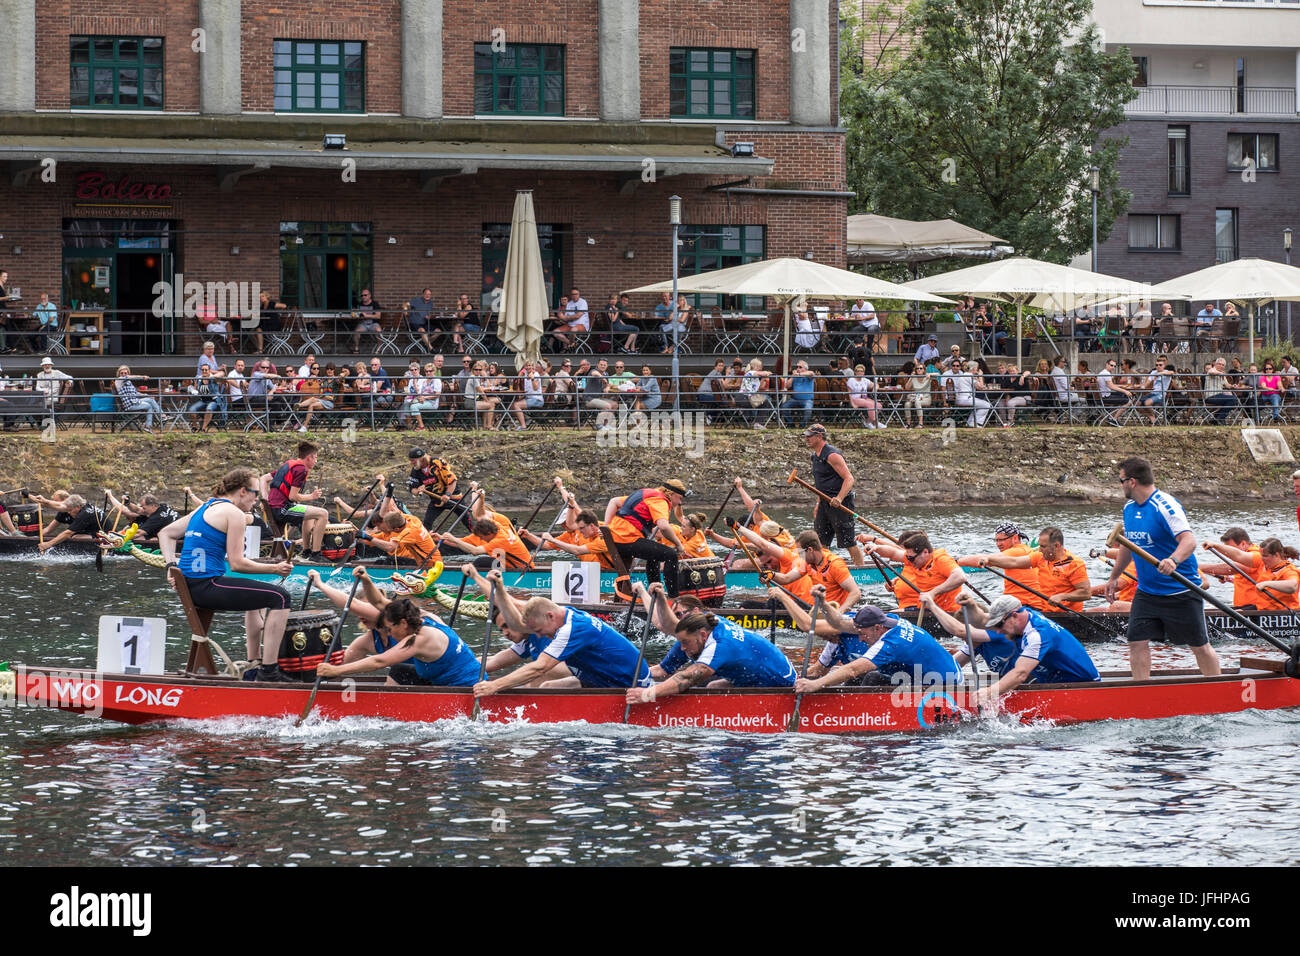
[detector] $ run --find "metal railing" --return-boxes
[1127,85,1297,116]
[6,369,1298,433]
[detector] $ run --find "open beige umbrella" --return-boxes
[625,257,953,390]
[1135,258,1300,362]
[495,190,548,369]
[907,257,1157,366]
[847,214,1013,265]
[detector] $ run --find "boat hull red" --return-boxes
[10,664,1300,734]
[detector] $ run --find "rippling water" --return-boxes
[2,502,1299,866]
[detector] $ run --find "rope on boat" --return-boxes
[188,633,247,678]
[428,585,491,620]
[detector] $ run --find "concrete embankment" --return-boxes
[1,425,1296,510]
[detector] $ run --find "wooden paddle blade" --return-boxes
[786,468,798,485]
[1105,520,1126,547]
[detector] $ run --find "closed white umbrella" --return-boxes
[908,257,1157,366]
[625,257,953,387]
[495,190,548,369]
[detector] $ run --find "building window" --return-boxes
[669,48,756,119]
[1132,56,1148,88]
[279,222,372,310]
[678,225,766,309]
[1128,215,1180,252]
[1216,209,1238,263]
[1236,57,1246,114]
[474,44,564,115]
[482,223,563,308]
[273,41,364,113]
[1227,133,1279,172]
[1168,126,1189,196]
[70,36,163,109]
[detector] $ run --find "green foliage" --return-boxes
[841,0,1135,264]
[1247,338,1298,370]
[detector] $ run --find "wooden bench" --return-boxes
[168,567,218,676]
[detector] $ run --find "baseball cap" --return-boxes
[984,595,1023,627]
[803,423,828,438]
[408,448,426,460]
[854,605,891,629]
[662,478,691,496]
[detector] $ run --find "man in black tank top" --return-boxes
[804,424,865,565]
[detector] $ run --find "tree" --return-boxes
[841,0,1135,265]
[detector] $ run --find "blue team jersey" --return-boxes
[659,617,795,687]
[179,498,231,579]
[1123,490,1200,595]
[541,608,651,688]
[818,632,873,669]
[406,616,481,686]
[862,616,964,687]
[991,609,1100,684]
[973,633,1019,676]
[509,632,552,662]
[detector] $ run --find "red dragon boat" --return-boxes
[8,658,1299,734]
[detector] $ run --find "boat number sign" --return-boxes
[552,561,599,605]
[97,616,167,675]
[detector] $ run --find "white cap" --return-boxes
[39,357,53,366]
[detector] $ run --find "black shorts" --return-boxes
[1127,589,1209,647]
[388,662,435,686]
[814,495,856,551]
[186,575,291,613]
[271,504,307,527]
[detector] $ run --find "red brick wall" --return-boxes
[240,0,403,114]
[441,0,601,118]
[640,0,792,121]
[35,0,201,112]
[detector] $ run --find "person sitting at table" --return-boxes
[350,288,383,353]
[658,295,691,354]
[630,364,662,412]
[113,364,163,433]
[612,293,640,353]
[294,362,333,433]
[507,361,544,430]
[187,365,227,432]
[794,308,824,351]
[463,359,502,429]
[406,288,435,352]
[779,359,816,428]
[846,363,883,429]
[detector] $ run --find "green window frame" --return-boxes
[279,221,373,310]
[70,36,164,110]
[474,43,565,115]
[679,225,766,310]
[273,40,365,113]
[669,48,755,119]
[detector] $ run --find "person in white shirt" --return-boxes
[793,309,824,350]
[297,353,316,381]
[1050,356,1082,405]
[951,360,993,427]
[549,287,591,351]
[846,364,883,429]
[35,357,73,404]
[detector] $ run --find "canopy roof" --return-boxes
[846,214,1012,265]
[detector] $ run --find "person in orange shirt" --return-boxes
[796,530,861,609]
[604,480,689,597]
[671,513,716,560]
[363,510,440,564]
[967,526,1091,612]
[1254,537,1300,610]
[441,512,532,569]
[538,510,619,572]
[731,521,814,603]
[707,478,795,569]
[861,531,966,613]
[1198,528,1269,610]
[957,522,1051,611]
[1089,547,1137,613]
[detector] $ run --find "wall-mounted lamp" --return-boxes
[624,249,635,260]
[425,248,434,258]
[10,246,21,256]
[229,246,239,256]
[387,236,397,245]
[323,133,347,149]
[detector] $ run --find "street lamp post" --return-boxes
[1090,166,1100,273]
[1286,227,1293,343]
[669,195,682,414]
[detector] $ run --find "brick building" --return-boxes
[0,0,848,368]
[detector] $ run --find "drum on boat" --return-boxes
[275,609,346,681]
[320,523,356,561]
[677,556,726,606]
[8,503,41,536]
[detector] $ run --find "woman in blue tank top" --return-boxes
[315,595,481,687]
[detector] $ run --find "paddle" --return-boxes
[516,479,559,543]
[707,485,736,531]
[296,573,362,725]
[721,501,761,571]
[513,487,565,585]
[961,604,980,682]
[869,552,926,626]
[1204,544,1291,611]
[95,492,109,572]
[788,593,824,732]
[976,564,1099,630]
[1107,522,1293,656]
[469,579,498,722]
[787,469,901,545]
[622,591,661,724]
[446,564,473,628]
[337,482,391,566]
[429,488,481,536]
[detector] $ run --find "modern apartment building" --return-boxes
[0,1,847,359]
[1092,0,1299,286]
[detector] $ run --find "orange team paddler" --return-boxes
[537,510,619,571]
[796,530,860,609]
[604,480,690,598]
[1257,538,1300,610]
[728,476,797,547]
[1197,528,1268,610]
[963,525,1092,612]
[671,513,717,560]
[1089,547,1137,613]
[440,484,532,569]
[956,522,1051,611]
[731,521,815,603]
[859,531,966,613]
[363,510,440,564]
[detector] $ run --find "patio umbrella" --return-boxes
[907,257,1157,366]
[847,214,1013,265]
[625,257,953,391]
[495,190,548,369]
[1136,258,1300,362]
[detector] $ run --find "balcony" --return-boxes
[1127,85,1296,115]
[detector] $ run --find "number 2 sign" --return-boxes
[551,561,599,605]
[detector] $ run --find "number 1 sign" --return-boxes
[97,616,167,675]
